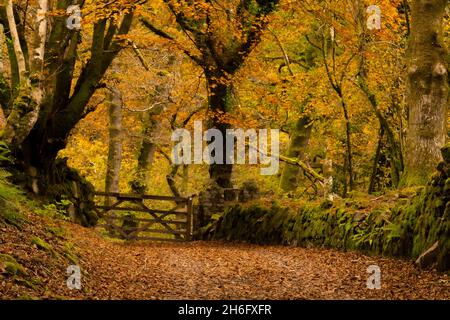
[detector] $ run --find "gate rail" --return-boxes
[93,192,194,242]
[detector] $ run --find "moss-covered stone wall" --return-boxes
[200,143,450,271]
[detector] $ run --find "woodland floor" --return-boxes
[67,224,449,300]
[1,212,449,300]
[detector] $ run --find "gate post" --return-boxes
[186,197,193,241]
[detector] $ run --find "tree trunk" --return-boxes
[322,153,334,199]
[132,135,157,193]
[166,164,181,197]
[280,116,312,192]
[206,74,234,188]
[181,164,188,194]
[403,0,448,186]
[151,1,279,189]
[130,94,166,194]
[30,0,48,77]
[4,0,25,78]
[104,87,123,206]
[368,127,384,194]
[0,22,7,122]
[130,114,158,194]
[1,0,46,146]
[354,0,404,189]
[0,2,136,226]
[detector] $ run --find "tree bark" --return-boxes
[0,22,8,121]
[368,127,384,194]
[1,0,48,146]
[279,116,313,192]
[403,0,448,186]
[104,87,123,206]
[206,74,234,188]
[4,0,25,79]
[130,108,161,194]
[30,0,48,77]
[342,99,354,192]
[20,9,134,172]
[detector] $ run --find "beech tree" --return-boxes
[143,0,280,188]
[0,0,141,225]
[403,0,448,185]
[279,115,313,192]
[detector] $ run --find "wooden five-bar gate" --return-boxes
[93,192,194,242]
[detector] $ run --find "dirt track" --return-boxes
[65,224,449,300]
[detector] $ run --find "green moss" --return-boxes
[400,170,430,187]
[39,159,98,227]
[0,253,27,276]
[15,277,42,290]
[441,142,450,163]
[444,178,450,193]
[0,206,25,228]
[200,149,449,271]
[46,226,67,238]
[63,242,78,264]
[0,169,27,228]
[203,184,449,270]
[17,295,40,300]
[31,236,53,252]
[31,236,62,260]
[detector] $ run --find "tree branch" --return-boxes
[140,18,203,65]
[4,0,26,80]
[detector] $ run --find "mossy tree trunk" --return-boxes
[0,1,137,225]
[130,105,163,194]
[20,8,134,177]
[0,0,47,147]
[403,0,448,186]
[0,23,9,119]
[354,0,404,189]
[206,75,234,188]
[104,87,123,206]
[279,116,313,192]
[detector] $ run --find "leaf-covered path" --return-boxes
[67,224,449,300]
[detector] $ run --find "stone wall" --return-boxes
[199,143,450,271]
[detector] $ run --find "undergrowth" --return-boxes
[0,168,27,228]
